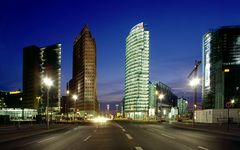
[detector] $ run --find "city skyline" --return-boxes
[1,0,240,103]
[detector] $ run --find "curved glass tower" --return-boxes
[124,22,149,119]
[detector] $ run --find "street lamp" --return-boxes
[155,91,165,120]
[72,94,77,121]
[159,94,165,119]
[43,77,53,129]
[189,77,200,127]
[227,99,235,131]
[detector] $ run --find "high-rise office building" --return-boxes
[202,26,240,109]
[23,44,61,112]
[124,22,149,119]
[69,25,98,116]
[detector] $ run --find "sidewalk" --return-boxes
[169,121,240,137]
[0,124,76,144]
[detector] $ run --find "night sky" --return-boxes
[0,0,240,106]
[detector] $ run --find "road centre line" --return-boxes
[38,136,55,143]
[125,133,133,140]
[135,146,144,150]
[83,135,92,142]
[116,123,123,129]
[197,146,209,150]
[161,133,176,139]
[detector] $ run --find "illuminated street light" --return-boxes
[231,99,235,104]
[66,90,70,95]
[43,77,53,130]
[189,77,200,127]
[155,92,165,120]
[158,94,164,100]
[189,77,200,87]
[72,94,77,101]
[72,94,77,121]
[43,77,53,87]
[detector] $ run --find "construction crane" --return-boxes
[188,60,201,79]
[188,60,201,127]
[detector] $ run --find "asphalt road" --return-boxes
[0,121,240,150]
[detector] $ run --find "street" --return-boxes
[0,121,240,150]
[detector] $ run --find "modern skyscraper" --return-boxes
[23,44,61,112]
[202,26,240,109]
[124,22,149,119]
[69,25,98,116]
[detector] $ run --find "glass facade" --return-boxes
[0,108,37,121]
[124,22,149,119]
[177,98,188,115]
[23,44,61,112]
[203,26,240,109]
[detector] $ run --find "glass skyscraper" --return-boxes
[23,44,61,112]
[124,22,149,119]
[202,26,240,109]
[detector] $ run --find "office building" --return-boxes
[69,25,98,116]
[0,90,22,108]
[124,22,149,119]
[23,44,61,112]
[177,98,188,115]
[202,26,240,109]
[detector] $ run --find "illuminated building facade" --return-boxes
[23,44,61,112]
[203,26,240,109]
[69,25,98,116]
[0,90,22,108]
[124,22,149,119]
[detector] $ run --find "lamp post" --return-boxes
[189,77,200,127]
[155,90,165,120]
[227,99,235,131]
[72,94,77,121]
[158,94,164,119]
[43,77,53,129]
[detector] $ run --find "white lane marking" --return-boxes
[161,133,176,139]
[23,141,36,146]
[197,146,209,150]
[135,146,144,150]
[38,137,55,143]
[83,135,92,142]
[64,130,71,135]
[116,123,123,129]
[122,128,126,132]
[125,133,133,140]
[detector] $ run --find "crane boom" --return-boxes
[188,60,201,78]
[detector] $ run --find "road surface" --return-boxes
[0,121,239,150]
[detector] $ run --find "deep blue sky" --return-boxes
[0,0,240,104]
